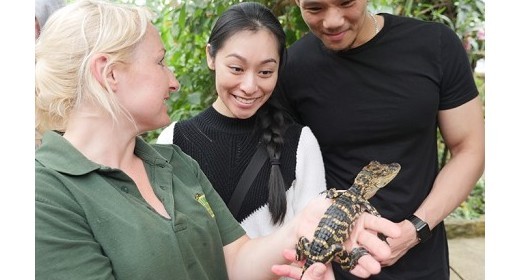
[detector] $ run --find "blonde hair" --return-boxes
[35,0,152,136]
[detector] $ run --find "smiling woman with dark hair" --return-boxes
[158,1,326,239]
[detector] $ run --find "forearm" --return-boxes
[383,147,484,266]
[383,98,484,266]
[225,196,333,279]
[225,218,299,280]
[413,147,484,229]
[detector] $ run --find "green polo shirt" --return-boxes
[36,131,245,280]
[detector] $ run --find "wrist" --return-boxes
[406,214,432,243]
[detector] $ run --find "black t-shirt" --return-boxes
[276,13,478,279]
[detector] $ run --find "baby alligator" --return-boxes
[295,160,401,277]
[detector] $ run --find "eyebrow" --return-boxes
[225,53,278,65]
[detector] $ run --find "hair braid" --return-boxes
[257,99,288,225]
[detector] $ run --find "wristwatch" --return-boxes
[407,214,432,243]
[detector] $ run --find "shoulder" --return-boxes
[383,13,456,38]
[381,14,463,57]
[282,122,304,143]
[35,161,69,199]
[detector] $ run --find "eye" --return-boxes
[302,2,323,13]
[259,70,274,77]
[341,0,354,7]
[229,66,244,73]
[305,6,322,13]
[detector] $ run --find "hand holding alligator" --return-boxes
[272,211,400,280]
[272,161,402,279]
[272,199,401,279]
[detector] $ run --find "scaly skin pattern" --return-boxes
[295,161,401,277]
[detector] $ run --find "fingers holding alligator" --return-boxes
[360,213,401,239]
[348,213,401,260]
[348,247,369,268]
[332,246,380,278]
[347,251,383,278]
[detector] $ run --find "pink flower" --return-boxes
[477,28,485,40]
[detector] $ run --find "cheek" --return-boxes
[302,14,320,28]
[261,76,278,95]
[215,71,238,93]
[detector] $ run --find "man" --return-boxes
[275,0,485,279]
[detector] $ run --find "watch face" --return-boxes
[409,215,431,243]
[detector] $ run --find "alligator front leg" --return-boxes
[363,202,381,217]
[324,188,345,199]
[296,236,311,262]
[362,203,389,243]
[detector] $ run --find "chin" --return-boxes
[324,42,347,52]
[232,108,257,119]
[321,37,352,52]
[148,118,171,131]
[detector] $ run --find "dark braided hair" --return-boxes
[207,2,289,225]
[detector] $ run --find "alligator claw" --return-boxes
[377,232,389,245]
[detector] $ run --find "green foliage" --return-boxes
[449,177,485,219]
[276,4,309,45]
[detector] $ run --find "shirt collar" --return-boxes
[36,131,173,175]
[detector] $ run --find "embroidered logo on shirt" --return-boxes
[195,193,215,218]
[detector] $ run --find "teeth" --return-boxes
[235,96,255,104]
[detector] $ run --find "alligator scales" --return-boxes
[296,160,401,276]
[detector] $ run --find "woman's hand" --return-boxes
[271,249,334,279]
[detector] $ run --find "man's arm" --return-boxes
[383,96,485,266]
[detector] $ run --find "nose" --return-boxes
[168,67,181,93]
[323,8,345,30]
[240,72,258,95]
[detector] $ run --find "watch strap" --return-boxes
[407,214,432,243]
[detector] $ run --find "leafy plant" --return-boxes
[449,177,485,219]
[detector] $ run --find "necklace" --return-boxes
[369,13,379,36]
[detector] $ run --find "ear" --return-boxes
[90,53,117,92]
[206,44,215,70]
[35,17,41,39]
